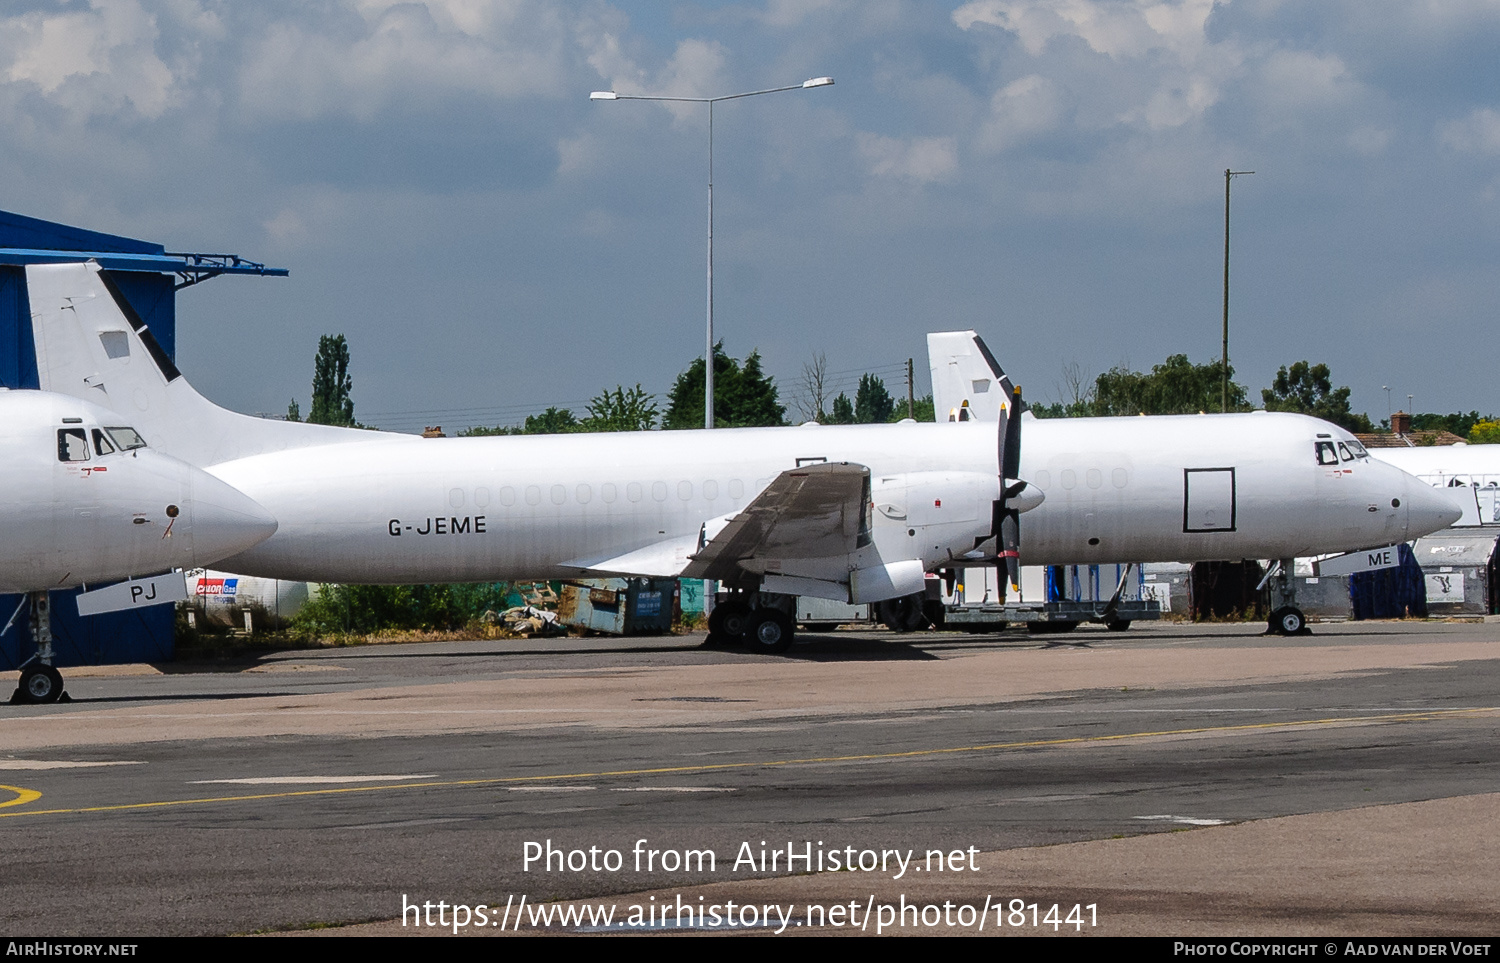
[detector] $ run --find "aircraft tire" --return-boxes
[18,665,63,705]
[746,609,795,654]
[1270,607,1306,636]
[1105,619,1132,632]
[709,600,751,641]
[877,594,926,633]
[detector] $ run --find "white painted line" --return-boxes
[1134,814,1230,826]
[612,787,736,793]
[0,760,145,770]
[508,785,598,792]
[188,774,438,785]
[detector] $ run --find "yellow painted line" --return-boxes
[1,707,1493,821]
[0,785,43,808]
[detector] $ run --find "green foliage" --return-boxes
[308,334,358,427]
[854,373,895,424]
[286,399,301,422]
[1035,356,1248,417]
[830,393,854,425]
[1410,411,1490,437]
[293,582,519,634]
[663,342,786,429]
[890,394,935,423]
[1261,361,1373,433]
[457,424,522,437]
[581,384,658,432]
[1468,420,1500,444]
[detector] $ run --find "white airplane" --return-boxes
[24,262,1461,656]
[1,388,279,703]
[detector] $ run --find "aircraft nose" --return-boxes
[1401,473,1464,539]
[186,469,279,565]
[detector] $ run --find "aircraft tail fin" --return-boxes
[926,331,1026,423]
[27,261,367,467]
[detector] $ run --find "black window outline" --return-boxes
[1183,467,1237,533]
[57,428,89,463]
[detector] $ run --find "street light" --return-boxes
[591,77,834,429]
[1222,168,1254,413]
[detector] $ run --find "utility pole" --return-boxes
[1222,168,1254,413]
[906,358,915,419]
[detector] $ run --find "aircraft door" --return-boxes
[1183,468,1236,533]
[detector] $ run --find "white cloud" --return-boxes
[1440,107,1500,155]
[1,0,178,118]
[856,133,958,183]
[953,0,1215,60]
[236,0,576,121]
[976,73,1063,152]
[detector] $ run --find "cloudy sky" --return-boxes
[3,0,1496,431]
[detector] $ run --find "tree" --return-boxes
[1034,355,1247,417]
[308,334,358,427]
[1468,420,1500,444]
[581,384,658,432]
[663,342,786,429]
[854,373,895,424]
[891,394,935,423]
[1261,361,1373,433]
[792,351,830,423]
[521,407,579,434]
[286,399,301,422]
[830,393,854,425]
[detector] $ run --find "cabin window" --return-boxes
[550,485,566,505]
[474,487,490,507]
[92,429,116,456]
[576,484,592,504]
[627,482,643,502]
[1316,441,1339,466]
[602,483,617,503]
[1086,468,1103,489]
[728,479,744,499]
[449,488,464,508]
[525,485,541,506]
[499,486,516,507]
[1112,468,1129,489]
[678,480,693,501]
[652,481,668,502]
[703,479,719,500]
[1060,469,1076,490]
[57,428,89,462]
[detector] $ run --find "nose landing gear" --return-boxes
[9,591,69,705]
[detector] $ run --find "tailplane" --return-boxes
[28,261,369,467]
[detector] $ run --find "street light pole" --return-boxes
[1222,168,1254,413]
[591,77,834,428]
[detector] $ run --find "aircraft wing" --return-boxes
[681,461,870,582]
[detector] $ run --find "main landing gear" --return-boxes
[705,593,796,653]
[10,591,69,705]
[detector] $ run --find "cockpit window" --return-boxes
[92,428,116,456]
[1337,442,1354,462]
[58,428,89,462]
[1345,438,1370,460]
[1315,441,1339,466]
[104,427,147,451]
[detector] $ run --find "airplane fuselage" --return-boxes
[207,412,1451,588]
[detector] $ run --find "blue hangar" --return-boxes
[0,208,286,670]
